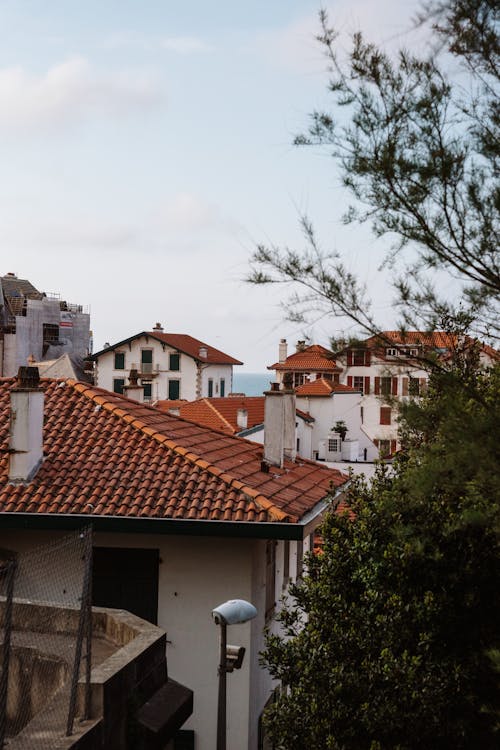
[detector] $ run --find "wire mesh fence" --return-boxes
[0,526,92,748]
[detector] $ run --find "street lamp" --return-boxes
[212,599,257,750]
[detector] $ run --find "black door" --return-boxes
[92,547,159,624]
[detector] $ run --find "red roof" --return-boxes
[0,379,347,525]
[156,396,314,435]
[364,331,498,358]
[93,332,243,366]
[295,379,359,396]
[269,344,341,373]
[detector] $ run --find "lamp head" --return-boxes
[212,599,257,625]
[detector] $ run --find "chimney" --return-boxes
[153,322,164,332]
[199,346,208,359]
[237,408,248,430]
[279,338,287,364]
[9,367,44,483]
[263,375,296,467]
[122,367,144,403]
[296,340,306,352]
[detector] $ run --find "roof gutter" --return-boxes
[0,486,346,541]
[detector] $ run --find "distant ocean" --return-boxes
[232,372,272,397]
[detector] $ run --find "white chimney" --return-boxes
[199,346,208,359]
[237,408,248,430]
[263,376,296,468]
[279,338,288,364]
[122,367,144,403]
[9,367,44,483]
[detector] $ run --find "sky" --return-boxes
[0,0,428,371]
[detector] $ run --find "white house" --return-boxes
[92,323,243,402]
[335,330,498,456]
[0,369,348,750]
[295,378,378,462]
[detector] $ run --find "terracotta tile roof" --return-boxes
[0,379,347,525]
[360,331,499,362]
[269,344,341,372]
[156,396,314,435]
[92,332,243,366]
[295,379,359,396]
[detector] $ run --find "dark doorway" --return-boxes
[92,547,159,624]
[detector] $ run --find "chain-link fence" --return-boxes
[0,526,92,748]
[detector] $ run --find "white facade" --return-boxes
[295,390,377,462]
[1,526,309,750]
[336,349,429,455]
[94,336,235,402]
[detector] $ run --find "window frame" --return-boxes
[114,351,125,370]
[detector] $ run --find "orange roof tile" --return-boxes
[295,379,359,396]
[269,344,341,372]
[359,331,499,362]
[0,379,347,526]
[92,332,243,366]
[156,396,314,434]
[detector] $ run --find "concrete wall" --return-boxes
[0,528,287,750]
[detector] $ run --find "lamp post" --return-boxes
[212,599,257,750]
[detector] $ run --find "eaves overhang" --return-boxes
[0,484,347,541]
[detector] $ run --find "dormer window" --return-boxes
[386,348,398,357]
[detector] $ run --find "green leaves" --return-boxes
[261,362,500,749]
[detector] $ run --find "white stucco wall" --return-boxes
[95,338,235,401]
[0,527,289,750]
[296,392,376,461]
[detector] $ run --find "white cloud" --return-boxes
[0,57,165,133]
[160,36,214,54]
[254,1,424,74]
[153,192,241,236]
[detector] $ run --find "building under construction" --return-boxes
[0,273,91,379]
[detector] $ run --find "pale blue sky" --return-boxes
[1,0,430,371]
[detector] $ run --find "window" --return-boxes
[265,540,276,620]
[143,382,152,401]
[353,350,366,366]
[328,437,340,452]
[380,377,392,395]
[293,372,307,387]
[168,380,180,400]
[43,323,59,343]
[169,353,180,371]
[141,349,153,374]
[208,378,213,397]
[409,377,420,396]
[113,378,125,394]
[380,406,392,425]
[353,376,364,392]
[114,352,125,370]
[386,347,398,357]
[220,378,225,397]
[379,439,391,457]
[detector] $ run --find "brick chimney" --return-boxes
[9,367,44,483]
[263,374,296,468]
[153,322,164,332]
